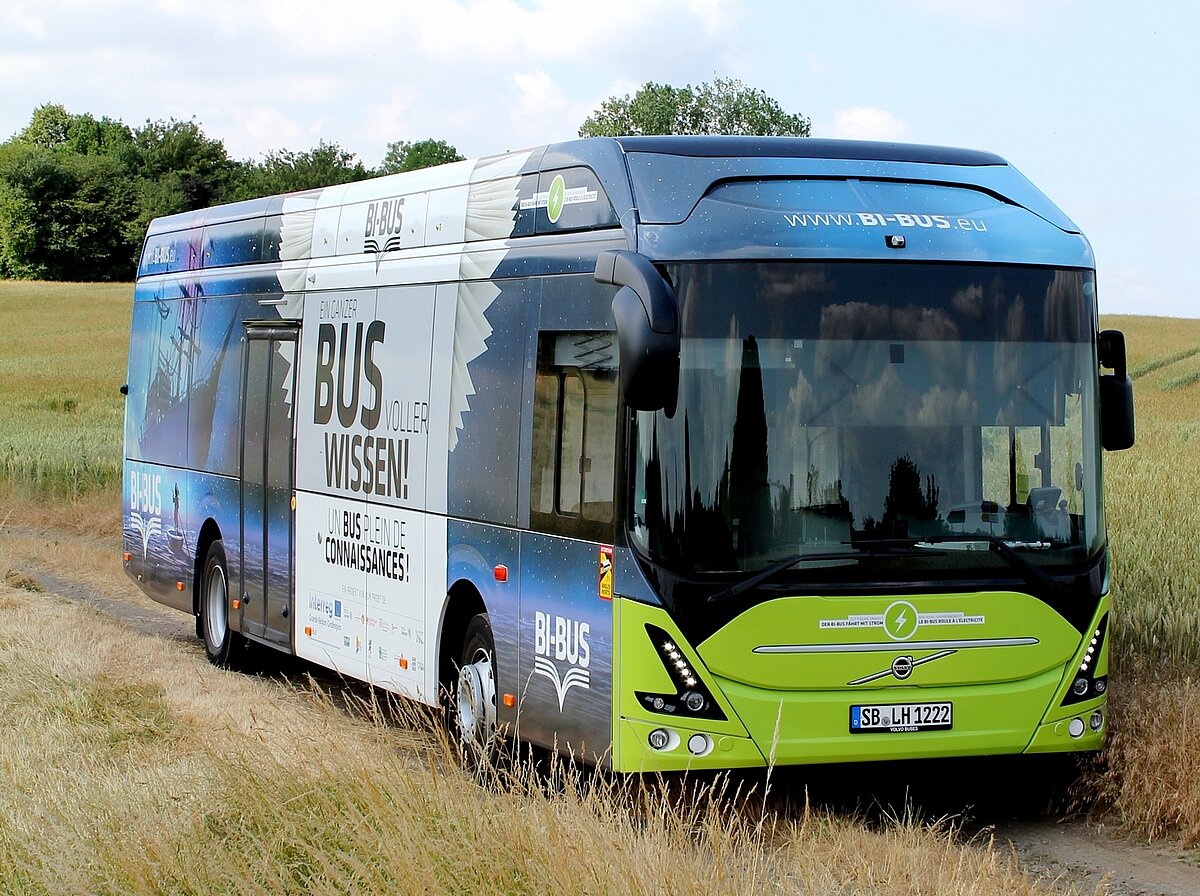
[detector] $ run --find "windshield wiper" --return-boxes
[895,534,1067,601]
[707,546,933,605]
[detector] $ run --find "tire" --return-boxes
[199,540,241,667]
[451,613,501,770]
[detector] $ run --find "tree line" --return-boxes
[0,79,807,281]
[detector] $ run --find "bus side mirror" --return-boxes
[1098,329,1135,451]
[594,250,680,415]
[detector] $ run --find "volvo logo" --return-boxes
[848,649,957,686]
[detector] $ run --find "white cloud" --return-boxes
[223,107,309,160]
[359,88,423,160]
[825,107,913,142]
[685,0,741,34]
[2,8,47,39]
[911,0,1069,30]
[514,71,566,117]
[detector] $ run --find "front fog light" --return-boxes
[1090,711,1104,731]
[687,733,711,756]
[648,728,671,751]
[1068,718,1085,738]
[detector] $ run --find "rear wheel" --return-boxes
[452,614,500,769]
[199,540,241,667]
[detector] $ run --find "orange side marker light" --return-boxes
[503,694,516,708]
[304,626,313,637]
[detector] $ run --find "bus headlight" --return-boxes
[648,728,672,751]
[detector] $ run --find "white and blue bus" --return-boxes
[123,136,1133,771]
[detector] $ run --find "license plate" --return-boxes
[850,701,952,733]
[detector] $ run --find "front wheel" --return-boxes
[452,613,501,769]
[199,540,241,667]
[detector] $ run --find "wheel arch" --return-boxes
[192,518,223,618]
[438,578,487,697]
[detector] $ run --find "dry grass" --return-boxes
[1081,315,1200,846]
[1089,674,1200,846]
[0,579,1060,896]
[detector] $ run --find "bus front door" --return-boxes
[239,323,299,650]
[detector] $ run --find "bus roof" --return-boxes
[609,135,1006,167]
[138,136,1088,274]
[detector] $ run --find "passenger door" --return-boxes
[519,331,619,761]
[239,323,299,649]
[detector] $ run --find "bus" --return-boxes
[122,136,1135,771]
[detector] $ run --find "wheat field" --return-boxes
[1,281,1199,894]
[0,281,127,498]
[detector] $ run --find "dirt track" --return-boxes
[9,525,1200,896]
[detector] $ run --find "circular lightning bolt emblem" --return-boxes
[883,600,919,641]
[546,174,566,223]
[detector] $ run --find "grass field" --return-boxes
[1084,314,1200,843]
[0,579,1054,896]
[0,281,128,498]
[2,281,1200,891]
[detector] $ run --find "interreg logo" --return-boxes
[533,611,591,711]
[308,595,343,619]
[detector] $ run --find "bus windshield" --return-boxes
[629,261,1104,584]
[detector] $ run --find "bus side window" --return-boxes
[560,372,586,514]
[530,369,560,517]
[530,332,618,541]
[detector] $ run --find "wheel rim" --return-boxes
[205,563,227,649]
[456,648,496,745]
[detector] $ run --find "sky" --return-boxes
[1,0,1197,316]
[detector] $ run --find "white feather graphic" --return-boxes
[533,656,591,711]
[448,152,531,451]
[270,192,320,415]
[275,194,317,317]
[130,511,162,561]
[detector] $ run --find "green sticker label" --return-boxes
[547,174,566,224]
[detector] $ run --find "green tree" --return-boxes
[16,103,73,148]
[579,77,810,138]
[133,118,234,210]
[0,142,136,280]
[1,104,470,280]
[227,140,370,200]
[1,106,238,280]
[15,103,137,164]
[379,139,464,174]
